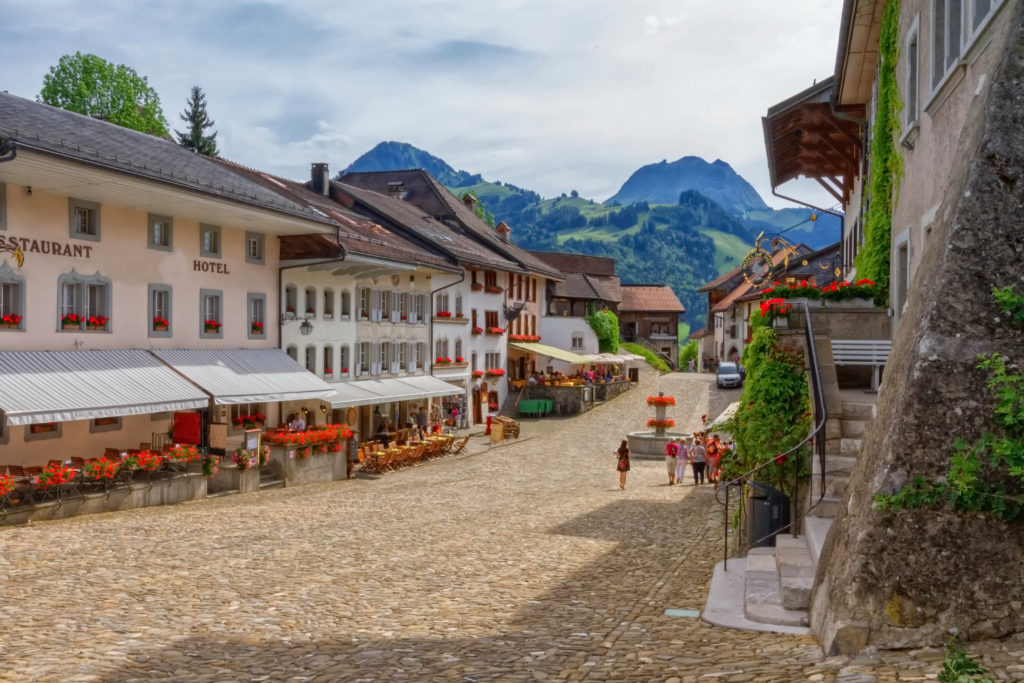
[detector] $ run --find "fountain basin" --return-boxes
[627,431,696,459]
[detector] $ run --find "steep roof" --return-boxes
[697,264,746,293]
[331,180,523,273]
[0,92,333,227]
[342,169,563,280]
[619,285,685,313]
[551,272,622,303]
[219,161,457,271]
[528,250,616,277]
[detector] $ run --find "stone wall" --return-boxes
[268,446,348,486]
[811,2,1024,654]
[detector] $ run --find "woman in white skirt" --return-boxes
[675,437,689,485]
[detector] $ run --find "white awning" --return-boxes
[151,348,334,405]
[0,349,209,426]
[509,342,592,364]
[323,376,463,408]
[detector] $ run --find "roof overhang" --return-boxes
[762,76,862,206]
[834,0,886,112]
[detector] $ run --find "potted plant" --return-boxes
[485,368,506,377]
[251,321,264,335]
[472,326,483,335]
[204,319,222,333]
[472,370,484,379]
[471,282,484,291]
[61,313,83,330]
[436,311,452,318]
[152,316,168,331]
[201,452,220,477]
[486,326,505,335]
[86,315,109,330]
[233,447,257,471]
[0,313,22,329]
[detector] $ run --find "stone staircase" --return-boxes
[259,467,285,490]
[735,392,878,629]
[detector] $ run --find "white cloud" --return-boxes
[0,0,843,209]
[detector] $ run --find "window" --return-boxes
[932,0,963,89]
[247,293,266,339]
[380,340,391,374]
[398,341,407,371]
[390,290,400,322]
[572,334,584,350]
[323,288,334,319]
[455,293,463,317]
[435,338,448,360]
[58,271,111,331]
[69,198,100,241]
[323,346,334,377]
[200,289,223,338]
[199,224,221,258]
[484,271,497,289]
[358,287,371,319]
[304,287,316,316]
[305,345,317,373]
[485,310,498,329]
[26,422,61,441]
[245,232,265,264]
[90,416,122,433]
[230,403,267,434]
[905,20,920,129]
[371,289,382,322]
[148,284,172,338]
[417,342,426,369]
[284,284,297,315]
[148,214,173,251]
[0,262,25,331]
[341,290,351,318]
[371,342,382,375]
[454,338,463,360]
[286,345,298,361]
[340,345,350,375]
[399,292,409,322]
[436,292,449,315]
[410,294,423,323]
[970,0,1001,32]
[357,342,370,376]
[485,352,501,370]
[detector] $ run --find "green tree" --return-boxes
[585,309,620,353]
[175,86,219,156]
[458,191,495,227]
[39,52,170,137]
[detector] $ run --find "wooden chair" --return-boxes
[450,435,470,456]
[138,442,152,451]
[4,465,33,506]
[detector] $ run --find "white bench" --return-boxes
[830,339,892,389]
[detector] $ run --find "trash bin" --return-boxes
[746,481,790,548]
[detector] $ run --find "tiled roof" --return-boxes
[528,250,616,277]
[342,170,563,280]
[689,327,708,339]
[697,264,745,293]
[219,161,457,271]
[709,246,818,313]
[619,285,686,313]
[0,92,333,226]
[332,180,523,273]
[584,273,622,303]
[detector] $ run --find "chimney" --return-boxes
[462,193,478,211]
[311,162,330,196]
[495,221,511,243]
[387,181,406,200]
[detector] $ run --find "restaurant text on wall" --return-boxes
[0,234,93,258]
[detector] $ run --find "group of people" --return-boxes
[285,413,307,431]
[613,432,732,491]
[528,368,619,385]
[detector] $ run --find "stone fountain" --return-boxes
[627,391,692,459]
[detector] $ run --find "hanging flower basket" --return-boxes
[646,418,675,429]
[646,396,676,407]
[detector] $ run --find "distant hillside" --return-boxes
[338,141,841,331]
[344,141,481,188]
[606,156,770,214]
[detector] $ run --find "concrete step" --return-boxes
[744,548,809,627]
[824,454,857,476]
[804,516,834,566]
[776,536,814,610]
[841,401,877,421]
[840,437,862,455]
[259,478,285,490]
[814,495,843,518]
[841,419,867,438]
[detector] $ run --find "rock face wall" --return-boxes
[811,2,1024,654]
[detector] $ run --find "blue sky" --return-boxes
[0,0,842,208]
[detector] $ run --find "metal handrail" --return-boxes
[717,301,828,570]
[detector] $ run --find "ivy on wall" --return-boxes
[875,286,1024,520]
[585,309,620,353]
[855,0,903,307]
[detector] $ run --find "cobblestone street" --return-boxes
[2,369,1023,682]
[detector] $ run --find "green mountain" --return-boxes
[338,142,841,331]
[607,156,769,213]
[344,141,482,188]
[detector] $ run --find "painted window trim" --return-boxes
[57,269,112,333]
[199,288,224,339]
[247,292,267,340]
[68,197,101,242]
[148,283,173,339]
[25,422,62,442]
[89,416,123,434]
[148,213,174,252]
[0,261,26,331]
[244,231,265,265]
[199,223,222,259]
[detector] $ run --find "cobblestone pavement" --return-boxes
[3,368,1023,682]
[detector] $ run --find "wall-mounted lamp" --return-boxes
[25,186,32,197]
[299,319,314,335]
[900,138,915,151]
[319,404,328,415]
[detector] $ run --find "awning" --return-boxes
[323,376,463,408]
[509,342,592,364]
[0,349,209,426]
[151,348,334,405]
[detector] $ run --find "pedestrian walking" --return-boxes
[687,357,695,373]
[616,439,630,490]
[675,437,689,484]
[690,432,706,485]
[664,438,679,485]
[706,434,721,486]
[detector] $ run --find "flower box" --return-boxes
[484,285,503,294]
[86,315,109,330]
[61,313,83,330]
[646,418,675,429]
[486,327,505,335]
[436,311,452,318]
[472,326,483,335]
[152,316,168,331]
[646,396,676,407]
[485,368,506,377]
[471,282,484,291]
[1,313,23,328]
[204,320,222,333]
[251,321,265,335]
[509,334,541,342]
[472,370,484,378]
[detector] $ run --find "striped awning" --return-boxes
[151,348,334,405]
[324,376,463,408]
[509,342,592,364]
[0,349,209,426]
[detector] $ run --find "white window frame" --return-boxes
[323,346,334,377]
[284,284,298,316]
[341,289,352,319]
[305,345,317,373]
[304,286,317,316]
[323,288,334,319]
[381,340,392,374]
[340,345,350,375]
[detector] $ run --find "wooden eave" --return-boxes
[762,77,862,205]
[834,0,886,107]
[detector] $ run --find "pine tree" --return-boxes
[175,86,219,156]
